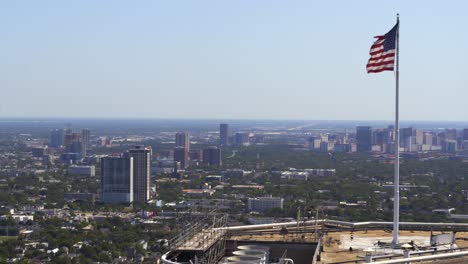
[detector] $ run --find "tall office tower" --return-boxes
[69,141,83,155]
[101,156,133,203]
[319,141,330,153]
[445,128,457,140]
[342,131,349,144]
[49,129,65,148]
[81,128,91,150]
[66,132,85,156]
[220,124,230,146]
[463,129,468,141]
[433,134,440,146]
[399,127,413,150]
[373,129,390,145]
[308,136,321,150]
[175,132,190,152]
[463,129,468,150]
[234,132,250,146]
[387,125,395,142]
[445,140,458,153]
[356,126,372,152]
[202,146,222,166]
[64,132,81,149]
[173,147,189,169]
[126,146,152,202]
[414,129,423,145]
[189,149,203,161]
[320,134,329,142]
[64,132,74,147]
[423,132,433,146]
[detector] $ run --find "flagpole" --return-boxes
[392,13,400,246]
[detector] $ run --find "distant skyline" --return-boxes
[1,1,467,121]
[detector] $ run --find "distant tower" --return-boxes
[414,129,423,145]
[175,132,190,152]
[81,128,90,156]
[220,124,230,146]
[423,132,433,146]
[463,129,468,141]
[356,126,372,152]
[49,129,65,148]
[64,132,84,156]
[399,127,413,150]
[308,136,321,150]
[445,128,457,140]
[173,147,189,169]
[126,146,152,202]
[463,129,468,150]
[101,156,133,203]
[234,132,250,146]
[202,146,222,166]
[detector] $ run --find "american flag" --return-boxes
[367,22,399,73]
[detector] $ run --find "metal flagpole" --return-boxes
[392,13,400,246]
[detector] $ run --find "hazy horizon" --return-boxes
[2,117,468,127]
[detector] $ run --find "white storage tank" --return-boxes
[233,250,267,264]
[226,255,262,263]
[237,245,270,263]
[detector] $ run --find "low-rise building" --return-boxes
[247,197,284,213]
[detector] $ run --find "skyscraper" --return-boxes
[173,147,189,169]
[63,132,85,156]
[49,129,65,148]
[69,141,83,155]
[356,126,372,152]
[234,132,250,146]
[175,132,190,152]
[64,132,81,148]
[414,129,423,145]
[81,128,90,156]
[308,136,321,150]
[202,146,222,166]
[372,129,390,145]
[463,129,468,150]
[445,128,457,140]
[463,129,468,141]
[220,124,230,146]
[101,156,133,203]
[423,132,433,146]
[399,127,413,150]
[189,149,203,161]
[126,146,152,202]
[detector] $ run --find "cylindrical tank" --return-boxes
[237,245,270,252]
[226,255,262,263]
[233,250,266,256]
[237,245,270,263]
[233,250,267,264]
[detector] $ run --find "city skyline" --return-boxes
[1,1,467,121]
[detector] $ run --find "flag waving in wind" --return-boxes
[366,22,399,73]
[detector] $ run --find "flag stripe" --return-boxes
[367,66,394,73]
[367,61,395,69]
[368,52,395,62]
[369,55,395,62]
[370,50,396,57]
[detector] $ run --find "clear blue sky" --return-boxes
[1,1,467,121]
